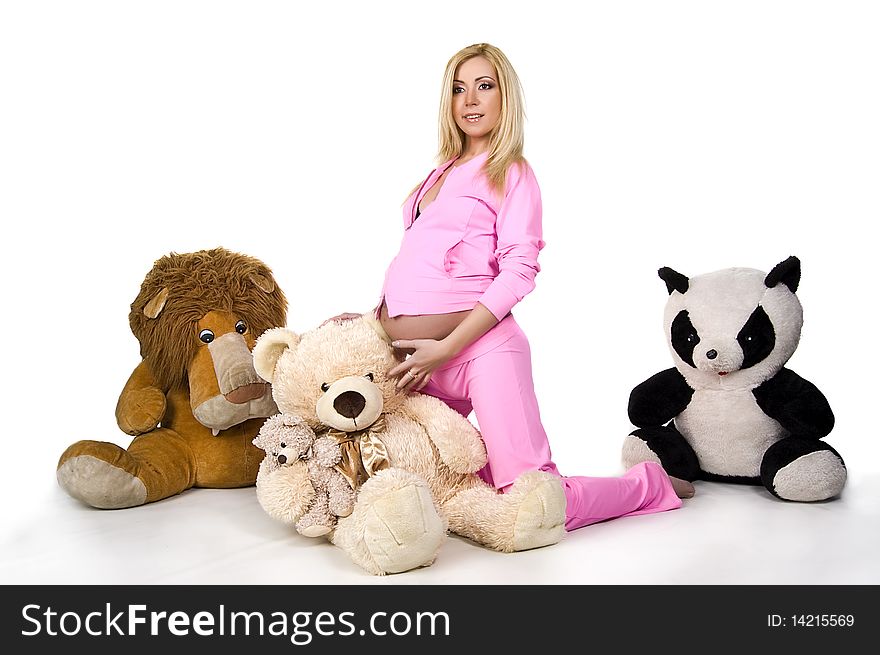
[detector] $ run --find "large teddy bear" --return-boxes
[622,256,846,502]
[57,248,288,509]
[252,315,566,575]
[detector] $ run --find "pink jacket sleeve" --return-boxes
[477,162,545,321]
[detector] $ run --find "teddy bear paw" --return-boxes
[333,469,446,575]
[362,481,445,574]
[299,524,332,538]
[621,435,662,469]
[510,471,566,551]
[772,450,847,502]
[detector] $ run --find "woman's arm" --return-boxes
[389,302,498,392]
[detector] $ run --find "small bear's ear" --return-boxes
[658,267,689,295]
[253,328,300,383]
[764,256,801,292]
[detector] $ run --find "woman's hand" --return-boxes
[319,312,363,327]
[388,338,455,392]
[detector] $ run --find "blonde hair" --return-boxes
[438,43,526,193]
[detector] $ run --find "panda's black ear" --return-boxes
[765,256,801,292]
[658,267,689,295]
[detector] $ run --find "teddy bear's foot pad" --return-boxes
[57,455,147,509]
[772,451,846,502]
[299,524,332,538]
[511,472,566,551]
[363,482,446,574]
[621,435,662,469]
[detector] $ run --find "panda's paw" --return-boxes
[772,451,847,502]
[621,435,662,469]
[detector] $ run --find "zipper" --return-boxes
[408,170,434,229]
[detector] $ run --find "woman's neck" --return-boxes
[457,143,489,164]
[459,137,489,162]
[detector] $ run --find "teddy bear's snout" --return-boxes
[333,391,366,419]
[277,454,287,465]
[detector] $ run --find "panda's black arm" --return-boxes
[753,368,834,439]
[628,368,694,428]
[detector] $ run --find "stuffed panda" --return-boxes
[622,256,846,502]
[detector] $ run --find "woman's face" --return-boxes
[452,56,501,147]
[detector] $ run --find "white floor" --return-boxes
[4,470,878,585]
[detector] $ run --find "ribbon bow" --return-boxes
[322,415,389,491]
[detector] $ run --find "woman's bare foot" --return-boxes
[670,476,695,499]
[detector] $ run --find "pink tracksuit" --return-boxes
[377,152,681,530]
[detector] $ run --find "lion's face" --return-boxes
[188,310,278,432]
[129,248,288,433]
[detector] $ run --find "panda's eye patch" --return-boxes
[737,305,775,369]
[199,329,215,344]
[235,320,248,334]
[321,383,330,392]
[365,373,374,381]
[280,442,286,448]
[670,310,700,368]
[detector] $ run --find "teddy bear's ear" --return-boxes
[253,327,300,383]
[142,287,170,319]
[658,267,689,295]
[764,256,801,293]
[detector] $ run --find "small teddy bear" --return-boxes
[253,413,355,537]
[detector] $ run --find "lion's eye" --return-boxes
[321,383,330,392]
[235,320,247,335]
[365,373,374,382]
[199,329,215,344]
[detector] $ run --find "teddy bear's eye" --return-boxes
[280,442,286,448]
[365,373,374,382]
[235,320,248,335]
[199,329,215,344]
[321,383,330,392]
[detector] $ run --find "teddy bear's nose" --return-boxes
[334,390,366,419]
[706,349,718,360]
[277,454,287,465]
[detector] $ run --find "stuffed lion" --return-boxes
[57,247,288,509]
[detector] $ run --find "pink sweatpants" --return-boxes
[420,315,682,531]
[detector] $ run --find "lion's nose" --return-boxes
[334,391,366,418]
[224,382,268,404]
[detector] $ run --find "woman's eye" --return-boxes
[479,82,492,90]
[453,87,464,94]
[199,329,215,344]
[235,320,248,334]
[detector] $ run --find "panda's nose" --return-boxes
[706,349,718,360]
[334,390,366,419]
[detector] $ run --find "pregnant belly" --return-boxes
[378,301,470,350]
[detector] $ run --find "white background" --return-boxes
[1,1,878,584]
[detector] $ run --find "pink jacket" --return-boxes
[378,151,545,321]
